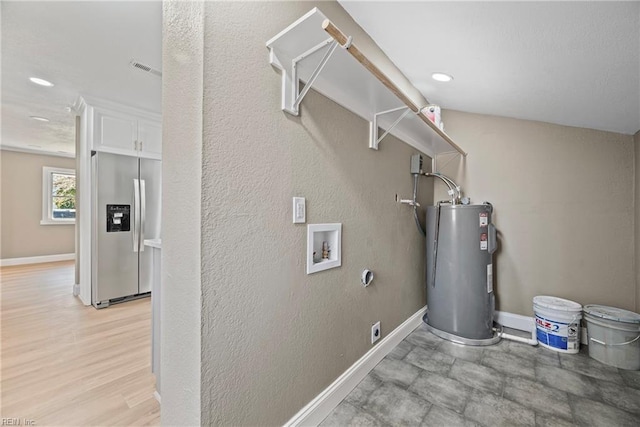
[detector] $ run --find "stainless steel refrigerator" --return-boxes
[91,152,161,308]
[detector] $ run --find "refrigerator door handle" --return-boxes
[140,179,146,252]
[133,178,140,253]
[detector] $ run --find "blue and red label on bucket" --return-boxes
[535,314,579,351]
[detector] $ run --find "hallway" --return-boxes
[0,261,159,425]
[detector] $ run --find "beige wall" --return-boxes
[164,1,640,424]
[199,2,431,425]
[161,1,203,425]
[635,130,640,312]
[0,150,75,259]
[439,110,635,315]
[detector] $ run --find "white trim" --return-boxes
[154,391,161,404]
[80,94,161,122]
[0,145,75,158]
[92,145,162,161]
[40,219,75,226]
[495,311,538,346]
[286,308,548,426]
[78,102,93,306]
[1,253,75,267]
[497,310,588,346]
[42,166,76,225]
[306,223,342,274]
[495,310,535,333]
[284,306,427,427]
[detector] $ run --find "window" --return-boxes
[41,167,76,225]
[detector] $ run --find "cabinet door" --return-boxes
[93,107,138,156]
[137,119,162,159]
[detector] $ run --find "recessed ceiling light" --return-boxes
[431,72,453,82]
[30,116,50,122]
[29,77,54,87]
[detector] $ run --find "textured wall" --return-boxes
[0,150,75,259]
[636,130,640,312]
[200,2,431,425]
[160,1,202,425]
[439,110,635,315]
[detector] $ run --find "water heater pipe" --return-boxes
[423,172,461,204]
[498,329,538,346]
[438,175,462,201]
[408,169,462,236]
[412,174,426,236]
[430,172,459,193]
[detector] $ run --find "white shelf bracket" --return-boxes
[267,9,467,156]
[282,38,338,116]
[433,150,464,173]
[368,106,412,150]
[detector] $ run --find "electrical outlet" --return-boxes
[371,321,381,344]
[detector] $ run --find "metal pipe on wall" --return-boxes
[423,172,461,204]
[412,174,426,236]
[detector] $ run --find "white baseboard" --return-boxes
[0,253,75,267]
[495,310,588,345]
[284,306,427,427]
[495,310,535,333]
[285,308,545,427]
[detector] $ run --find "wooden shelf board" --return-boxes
[267,7,466,157]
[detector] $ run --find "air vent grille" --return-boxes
[129,60,162,78]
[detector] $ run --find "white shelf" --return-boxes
[266,8,466,157]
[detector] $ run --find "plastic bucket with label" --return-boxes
[533,296,582,353]
[583,305,640,370]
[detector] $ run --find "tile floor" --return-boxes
[320,323,640,426]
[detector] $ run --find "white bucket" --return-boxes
[583,305,640,370]
[533,296,582,353]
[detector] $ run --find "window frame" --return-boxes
[41,166,76,225]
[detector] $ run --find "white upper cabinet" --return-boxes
[90,100,161,160]
[93,107,138,155]
[137,119,162,158]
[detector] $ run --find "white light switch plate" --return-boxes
[293,197,306,223]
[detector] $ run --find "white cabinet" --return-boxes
[137,119,162,158]
[93,107,137,154]
[92,105,161,159]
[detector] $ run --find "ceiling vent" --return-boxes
[129,60,162,78]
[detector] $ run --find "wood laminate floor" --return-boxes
[0,261,160,426]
